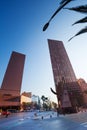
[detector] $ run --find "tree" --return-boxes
[43,0,87,41]
[41,95,52,110]
[41,95,46,104]
[51,102,57,109]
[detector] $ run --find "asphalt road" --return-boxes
[0,111,87,130]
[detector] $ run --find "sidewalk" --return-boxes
[0,111,87,130]
[4,115,86,130]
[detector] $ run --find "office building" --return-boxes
[0,51,25,110]
[48,39,84,113]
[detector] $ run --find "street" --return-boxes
[0,111,87,130]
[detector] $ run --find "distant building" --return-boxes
[21,92,32,104]
[31,95,41,109]
[0,51,25,110]
[48,39,84,113]
[20,92,32,111]
[32,95,40,104]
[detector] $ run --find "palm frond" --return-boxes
[60,0,74,5]
[68,26,87,41]
[50,88,57,95]
[50,0,73,21]
[65,5,87,14]
[43,22,49,31]
[72,17,87,25]
[43,0,73,31]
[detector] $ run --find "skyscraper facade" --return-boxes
[48,39,76,84]
[0,51,25,110]
[48,39,84,113]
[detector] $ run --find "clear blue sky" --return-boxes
[0,0,87,103]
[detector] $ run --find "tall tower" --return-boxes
[48,39,84,113]
[0,51,25,109]
[48,39,76,84]
[1,51,25,92]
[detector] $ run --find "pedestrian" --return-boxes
[56,108,59,117]
[41,116,43,120]
[5,111,9,118]
[50,115,52,118]
[34,113,37,117]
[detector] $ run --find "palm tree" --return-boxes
[43,0,87,41]
[41,95,51,110]
[41,95,46,107]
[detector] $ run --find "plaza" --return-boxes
[0,111,87,130]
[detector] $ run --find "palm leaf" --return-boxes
[65,5,87,14]
[68,26,87,41]
[72,17,87,25]
[50,0,73,21]
[43,0,73,31]
[60,0,74,5]
[50,88,57,95]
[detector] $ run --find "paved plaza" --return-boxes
[0,111,87,130]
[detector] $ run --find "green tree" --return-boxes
[41,95,46,104]
[41,95,52,110]
[51,102,57,109]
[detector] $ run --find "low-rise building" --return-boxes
[20,92,32,111]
